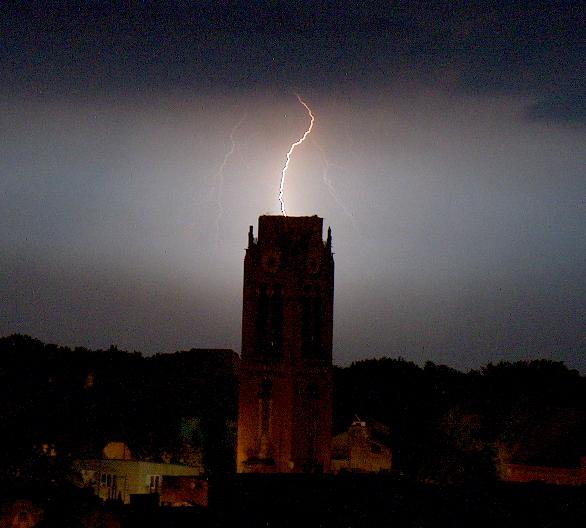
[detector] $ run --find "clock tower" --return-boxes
[236,215,334,473]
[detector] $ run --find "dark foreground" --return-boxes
[2,474,586,527]
[210,474,585,528]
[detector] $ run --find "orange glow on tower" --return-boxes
[237,215,334,473]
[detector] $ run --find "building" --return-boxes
[499,457,586,486]
[236,215,334,473]
[160,476,209,507]
[331,420,393,474]
[73,443,204,504]
[0,499,44,528]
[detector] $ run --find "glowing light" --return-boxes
[278,94,315,216]
[312,139,355,225]
[212,112,247,250]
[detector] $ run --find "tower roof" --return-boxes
[257,215,324,243]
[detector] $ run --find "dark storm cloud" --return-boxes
[2,2,584,121]
[1,2,585,370]
[526,91,586,124]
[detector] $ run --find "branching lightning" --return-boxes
[212,111,247,250]
[278,94,315,216]
[312,139,356,225]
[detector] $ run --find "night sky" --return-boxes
[1,2,584,371]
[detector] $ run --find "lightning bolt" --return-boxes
[278,94,315,216]
[312,139,356,225]
[212,111,247,250]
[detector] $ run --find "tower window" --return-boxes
[302,287,323,358]
[256,285,283,358]
[257,379,273,459]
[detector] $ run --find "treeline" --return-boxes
[1,334,585,485]
[0,334,238,480]
[334,357,586,482]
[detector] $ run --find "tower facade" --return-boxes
[236,215,334,473]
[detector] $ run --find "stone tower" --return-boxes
[236,215,334,473]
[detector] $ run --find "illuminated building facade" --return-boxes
[330,420,393,473]
[236,215,334,473]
